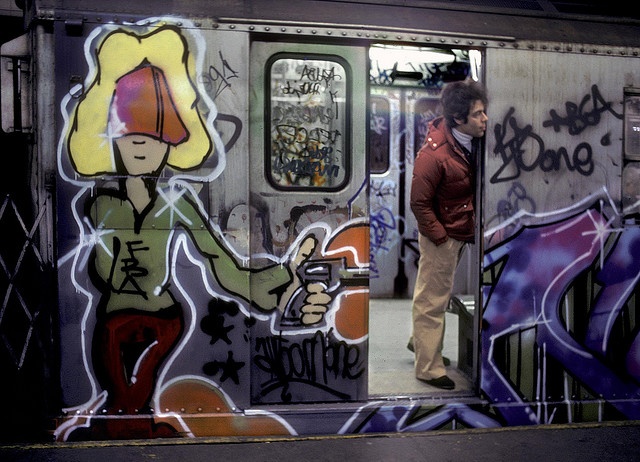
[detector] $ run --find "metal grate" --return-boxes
[0,194,47,370]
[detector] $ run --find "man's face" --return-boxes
[454,99,487,139]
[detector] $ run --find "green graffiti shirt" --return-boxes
[88,186,292,314]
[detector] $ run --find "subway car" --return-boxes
[1,0,640,442]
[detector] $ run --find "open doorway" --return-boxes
[367,44,482,397]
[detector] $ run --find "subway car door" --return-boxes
[248,41,369,404]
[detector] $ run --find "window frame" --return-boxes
[264,52,352,192]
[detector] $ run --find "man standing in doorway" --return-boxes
[410,79,488,390]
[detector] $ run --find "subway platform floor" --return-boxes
[368,298,473,398]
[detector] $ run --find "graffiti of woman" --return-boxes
[64,25,328,424]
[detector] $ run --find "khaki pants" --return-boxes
[412,234,464,380]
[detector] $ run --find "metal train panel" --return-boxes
[481,47,640,425]
[54,20,258,438]
[50,17,371,440]
[484,48,633,226]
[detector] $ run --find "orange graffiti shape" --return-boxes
[156,379,294,437]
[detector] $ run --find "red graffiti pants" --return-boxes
[94,306,183,414]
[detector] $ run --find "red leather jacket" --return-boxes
[410,116,476,245]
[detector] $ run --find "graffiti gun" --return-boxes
[280,258,366,329]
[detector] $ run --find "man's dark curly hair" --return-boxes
[440,80,488,127]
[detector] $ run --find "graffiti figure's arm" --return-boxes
[178,192,300,311]
[187,221,293,312]
[180,192,328,317]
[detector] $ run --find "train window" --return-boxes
[412,97,440,157]
[622,161,640,211]
[370,95,390,173]
[623,89,640,214]
[624,87,640,160]
[265,53,351,190]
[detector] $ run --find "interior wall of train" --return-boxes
[369,45,479,299]
[1,0,640,444]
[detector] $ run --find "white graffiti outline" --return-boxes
[484,186,620,248]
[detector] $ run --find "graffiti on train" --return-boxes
[54,18,368,440]
[253,328,365,402]
[369,205,402,279]
[200,50,240,100]
[269,58,347,188]
[370,58,469,88]
[482,191,640,425]
[483,82,635,424]
[491,85,622,184]
[485,182,537,246]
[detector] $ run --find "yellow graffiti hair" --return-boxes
[67,25,213,176]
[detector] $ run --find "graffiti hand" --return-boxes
[278,235,318,313]
[291,235,317,269]
[299,282,332,325]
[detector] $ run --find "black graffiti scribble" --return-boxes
[543,84,623,135]
[254,329,363,403]
[201,298,240,345]
[272,155,341,179]
[200,50,239,100]
[491,85,624,183]
[281,80,322,99]
[299,64,342,85]
[491,107,595,184]
[203,351,245,385]
[112,239,150,298]
[215,113,242,153]
[272,102,335,125]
